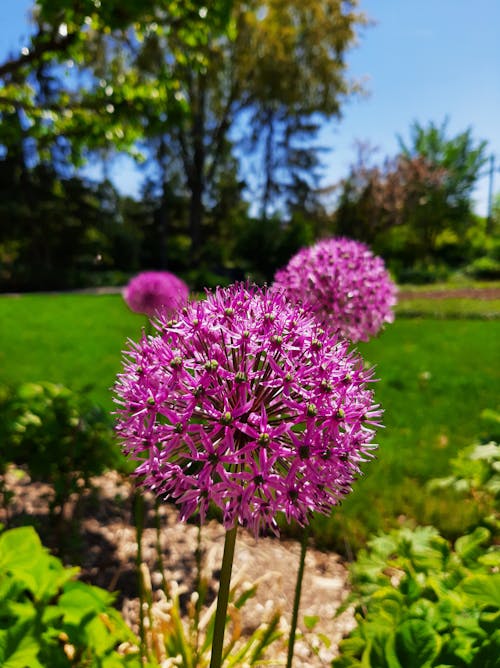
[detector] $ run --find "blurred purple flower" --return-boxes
[123,271,189,317]
[273,237,397,342]
[114,283,382,534]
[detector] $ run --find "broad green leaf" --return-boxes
[479,610,500,635]
[0,527,42,573]
[0,624,43,668]
[337,635,366,658]
[455,527,491,563]
[469,630,500,667]
[331,655,363,667]
[303,615,319,631]
[394,619,441,668]
[462,574,500,608]
[57,580,115,624]
[478,550,500,568]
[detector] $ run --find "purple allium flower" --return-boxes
[123,271,189,317]
[114,283,382,535]
[273,237,397,342]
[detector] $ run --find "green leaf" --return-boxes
[303,615,319,631]
[455,527,491,563]
[331,656,363,667]
[0,624,43,668]
[479,610,500,635]
[394,619,441,668]
[478,550,500,568]
[337,635,366,658]
[462,574,500,608]
[470,630,500,667]
[57,580,115,624]
[0,526,42,572]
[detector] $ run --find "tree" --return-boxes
[398,118,488,231]
[51,0,367,261]
[335,142,447,244]
[0,1,233,162]
[335,122,489,272]
[1,0,366,275]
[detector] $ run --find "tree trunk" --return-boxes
[188,71,207,265]
[189,176,204,263]
[157,139,169,269]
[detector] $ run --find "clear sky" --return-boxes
[1,0,499,215]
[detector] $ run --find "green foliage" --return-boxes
[428,439,500,513]
[233,213,315,282]
[4,382,119,516]
[398,119,488,209]
[333,434,500,668]
[0,525,140,667]
[465,256,500,281]
[334,121,491,281]
[0,161,135,291]
[333,525,500,667]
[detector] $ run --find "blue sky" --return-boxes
[1,0,499,215]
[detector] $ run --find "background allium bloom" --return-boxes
[273,237,397,342]
[123,271,189,317]
[115,284,382,534]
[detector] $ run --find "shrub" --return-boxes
[465,256,500,280]
[0,525,140,667]
[5,382,119,518]
[333,437,500,667]
[332,524,500,668]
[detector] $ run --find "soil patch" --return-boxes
[2,468,355,666]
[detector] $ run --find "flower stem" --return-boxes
[133,489,147,661]
[286,526,309,668]
[209,524,238,668]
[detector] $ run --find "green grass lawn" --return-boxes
[1,289,499,553]
[312,317,500,552]
[0,293,144,410]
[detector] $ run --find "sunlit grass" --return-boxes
[1,290,499,553]
[0,293,143,410]
[316,317,500,552]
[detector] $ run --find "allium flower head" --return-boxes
[273,237,397,342]
[114,283,382,534]
[123,271,189,317]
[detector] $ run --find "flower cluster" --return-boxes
[123,271,189,317]
[273,237,397,342]
[114,283,382,535]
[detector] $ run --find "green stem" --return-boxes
[209,524,238,668]
[133,489,147,661]
[154,499,167,594]
[286,526,309,668]
[194,524,203,658]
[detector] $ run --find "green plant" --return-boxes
[428,440,500,507]
[333,437,500,667]
[0,525,141,667]
[332,524,500,667]
[465,256,500,280]
[137,562,283,667]
[6,382,120,519]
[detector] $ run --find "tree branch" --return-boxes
[0,31,76,80]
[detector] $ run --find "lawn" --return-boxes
[1,289,499,552]
[0,293,143,410]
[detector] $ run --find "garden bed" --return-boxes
[2,466,355,666]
